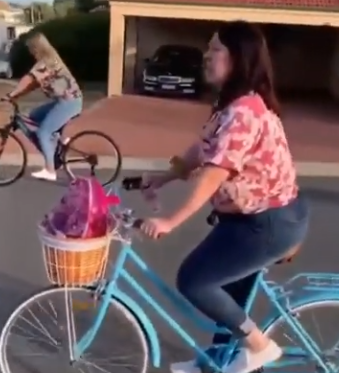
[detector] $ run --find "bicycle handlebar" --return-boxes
[0,97,19,113]
[119,176,161,237]
[122,176,147,191]
[119,176,147,230]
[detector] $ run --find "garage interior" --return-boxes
[123,17,338,103]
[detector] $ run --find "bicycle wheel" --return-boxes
[0,286,149,373]
[264,299,339,373]
[62,130,122,186]
[0,129,27,186]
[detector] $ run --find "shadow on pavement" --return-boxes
[0,272,38,326]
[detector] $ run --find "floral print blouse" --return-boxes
[30,61,82,100]
[183,93,298,213]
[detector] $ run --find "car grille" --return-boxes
[158,76,181,84]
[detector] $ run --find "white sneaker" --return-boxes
[31,169,57,181]
[222,341,282,373]
[170,360,201,373]
[62,137,70,145]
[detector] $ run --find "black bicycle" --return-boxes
[0,100,122,186]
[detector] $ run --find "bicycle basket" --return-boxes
[38,227,111,287]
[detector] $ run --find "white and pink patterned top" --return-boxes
[184,93,298,213]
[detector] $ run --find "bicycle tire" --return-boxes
[62,130,122,186]
[264,299,339,371]
[0,129,27,186]
[0,285,149,373]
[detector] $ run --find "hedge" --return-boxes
[10,11,110,81]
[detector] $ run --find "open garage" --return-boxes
[122,17,339,103]
[83,0,339,165]
[109,0,339,100]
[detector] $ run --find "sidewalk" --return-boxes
[1,92,339,175]
[68,95,339,162]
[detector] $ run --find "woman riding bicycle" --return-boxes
[138,21,309,373]
[3,32,82,181]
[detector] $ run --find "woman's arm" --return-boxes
[150,145,202,189]
[168,143,202,181]
[8,74,39,99]
[167,165,229,228]
[166,104,259,229]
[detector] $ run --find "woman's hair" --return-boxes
[214,20,280,116]
[25,32,72,76]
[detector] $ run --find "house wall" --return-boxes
[0,9,24,24]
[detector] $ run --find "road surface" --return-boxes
[0,173,338,372]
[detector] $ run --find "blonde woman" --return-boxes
[2,32,82,181]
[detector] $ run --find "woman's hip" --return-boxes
[179,193,310,283]
[56,97,83,113]
[214,193,310,259]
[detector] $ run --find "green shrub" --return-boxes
[10,11,110,81]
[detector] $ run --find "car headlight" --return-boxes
[143,71,157,82]
[181,78,195,83]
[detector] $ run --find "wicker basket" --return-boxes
[38,228,111,287]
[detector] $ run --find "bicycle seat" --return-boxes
[275,245,300,265]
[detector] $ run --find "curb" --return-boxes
[0,79,17,87]
[2,154,339,177]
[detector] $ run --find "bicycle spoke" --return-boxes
[0,287,148,373]
[63,131,121,186]
[266,301,339,373]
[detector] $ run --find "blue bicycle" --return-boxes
[0,178,338,373]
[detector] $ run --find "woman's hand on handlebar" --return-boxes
[0,94,13,102]
[122,174,164,190]
[137,217,173,239]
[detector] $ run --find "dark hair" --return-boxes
[213,21,280,116]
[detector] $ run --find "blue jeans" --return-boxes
[29,98,82,169]
[176,194,309,338]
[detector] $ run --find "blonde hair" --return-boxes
[26,32,72,75]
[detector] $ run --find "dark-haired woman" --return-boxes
[138,21,309,373]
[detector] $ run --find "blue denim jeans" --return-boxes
[176,193,309,338]
[29,97,83,169]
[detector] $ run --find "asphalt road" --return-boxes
[0,173,338,373]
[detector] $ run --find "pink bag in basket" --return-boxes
[41,177,120,239]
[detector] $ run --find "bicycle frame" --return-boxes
[5,111,39,146]
[73,239,333,372]
[3,107,93,168]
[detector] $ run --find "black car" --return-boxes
[141,45,203,97]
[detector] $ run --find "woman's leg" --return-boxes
[29,101,57,125]
[172,201,309,373]
[212,273,260,345]
[32,98,82,180]
[176,223,269,341]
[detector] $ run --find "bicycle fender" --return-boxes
[112,289,161,367]
[262,292,339,332]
